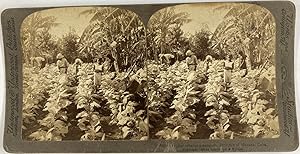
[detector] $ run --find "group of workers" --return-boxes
[159,49,248,85]
[30,47,248,88]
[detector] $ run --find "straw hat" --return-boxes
[74,58,83,65]
[205,55,213,62]
[56,53,64,60]
[186,50,194,56]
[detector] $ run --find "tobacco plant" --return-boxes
[203,60,233,139]
[100,71,148,140]
[29,66,73,141]
[230,67,279,138]
[75,63,106,140]
[149,61,206,140]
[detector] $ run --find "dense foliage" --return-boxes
[23,63,148,140]
[22,4,278,140]
[148,59,278,139]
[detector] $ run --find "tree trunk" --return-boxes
[111,49,119,73]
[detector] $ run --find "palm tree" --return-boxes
[79,7,144,71]
[211,3,275,69]
[21,12,58,63]
[147,7,191,61]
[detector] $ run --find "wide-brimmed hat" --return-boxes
[186,50,194,56]
[75,58,83,65]
[57,53,64,59]
[205,55,213,62]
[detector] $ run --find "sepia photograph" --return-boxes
[2,0,298,152]
[147,3,279,140]
[21,3,279,142]
[21,7,148,141]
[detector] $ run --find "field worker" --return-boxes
[204,55,213,73]
[238,51,248,77]
[30,57,45,69]
[94,58,104,89]
[74,58,83,75]
[35,57,46,69]
[159,53,175,66]
[110,41,120,73]
[186,50,197,71]
[56,53,69,74]
[224,54,234,84]
[172,48,184,61]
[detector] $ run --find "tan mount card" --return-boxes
[1,1,298,153]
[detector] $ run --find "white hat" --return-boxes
[186,50,194,56]
[75,58,83,65]
[57,53,64,59]
[205,55,213,62]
